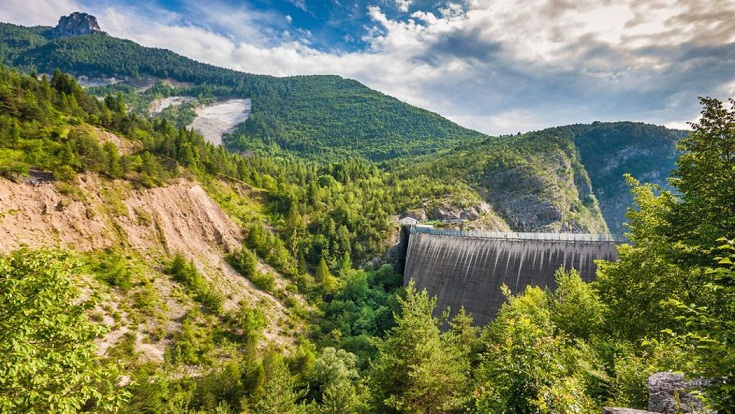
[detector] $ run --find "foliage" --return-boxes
[166,253,224,314]
[0,23,488,162]
[309,347,368,414]
[475,285,597,414]
[594,97,735,410]
[0,248,127,413]
[248,351,305,414]
[317,265,402,366]
[370,282,471,414]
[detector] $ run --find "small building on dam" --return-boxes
[400,226,622,327]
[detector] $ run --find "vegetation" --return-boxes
[0,51,732,412]
[0,248,128,413]
[0,23,487,162]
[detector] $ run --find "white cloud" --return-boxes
[396,0,412,13]
[0,0,81,27]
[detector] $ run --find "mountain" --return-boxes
[0,16,685,234]
[544,122,686,233]
[0,20,487,161]
[392,121,685,234]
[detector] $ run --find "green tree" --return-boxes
[0,248,127,413]
[250,352,303,414]
[370,282,470,414]
[549,268,605,340]
[311,347,367,414]
[667,97,735,266]
[315,257,338,295]
[475,285,595,414]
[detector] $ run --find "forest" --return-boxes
[0,65,733,414]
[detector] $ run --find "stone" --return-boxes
[648,372,713,414]
[459,207,480,220]
[603,408,658,414]
[52,12,103,38]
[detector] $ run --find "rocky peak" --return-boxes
[52,12,103,38]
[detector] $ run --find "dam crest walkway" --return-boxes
[408,226,627,243]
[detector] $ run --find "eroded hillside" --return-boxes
[0,172,306,362]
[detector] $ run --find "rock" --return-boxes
[536,201,563,222]
[476,202,491,214]
[459,207,480,220]
[52,12,103,38]
[648,372,713,414]
[428,206,460,221]
[603,408,658,414]
[400,209,427,221]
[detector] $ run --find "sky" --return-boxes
[2,0,735,135]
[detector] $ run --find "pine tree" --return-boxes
[370,282,470,414]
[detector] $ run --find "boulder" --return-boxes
[52,12,103,38]
[648,372,713,414]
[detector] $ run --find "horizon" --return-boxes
[2,1,734,135]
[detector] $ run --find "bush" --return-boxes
[167,254,223,314]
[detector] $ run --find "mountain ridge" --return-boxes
[0,19,488,161]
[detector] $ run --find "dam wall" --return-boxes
[402,227,620,326]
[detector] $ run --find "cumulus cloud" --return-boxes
[2,0,735,134]
[396,0,412,13]
[0,0,82,26]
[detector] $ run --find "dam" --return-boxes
[401,227,621,326]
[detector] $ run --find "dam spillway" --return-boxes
[402,228,620,326]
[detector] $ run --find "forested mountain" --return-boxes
[392,122,685,234]
[0,22,487,161]
[0,19,689,233]
[1,17,734,412]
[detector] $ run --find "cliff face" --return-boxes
[483,141,608,234]
[52,12,103,38]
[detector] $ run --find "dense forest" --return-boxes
[0,58,734,413]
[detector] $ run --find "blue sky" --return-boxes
[3,0,735,135]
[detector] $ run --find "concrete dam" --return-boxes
[401,227,621,326]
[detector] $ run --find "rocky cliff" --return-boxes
[52,12,103,38]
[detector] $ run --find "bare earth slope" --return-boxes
[0,174,297,360]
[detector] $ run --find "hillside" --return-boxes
[0,21,487,161]
[548,122,686,233]
[392,131,611,233]
[392,122,684,234]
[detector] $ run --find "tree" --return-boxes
[0,248,127,413]
[311,347,367,414]
[594,97,735,409]
[370,282,470,414]
[475,285,595,414]
[667,97,735,266]
[249,352,303,414]
[315,257,338,295]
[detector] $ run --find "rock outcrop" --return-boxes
[52,12,103,38]
[648,372,713,414]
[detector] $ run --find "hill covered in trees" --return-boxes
[391,122,685,234]
[0,21,486,161]
[0,18,690,234]
[0,48,734,413]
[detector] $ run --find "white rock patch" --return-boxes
[189,99,252,146]
[149,96,195,116]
